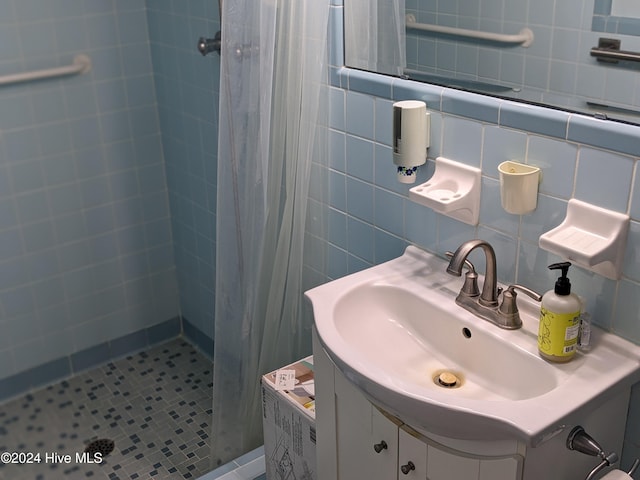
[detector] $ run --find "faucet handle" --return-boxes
[445,252,480,297]
[508,284,543,302]
[498,284,542,321]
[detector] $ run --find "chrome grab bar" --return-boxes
[406,14,534,47]
[591,47,640,63]
[590,37,640,63]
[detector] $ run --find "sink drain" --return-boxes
[84,438,115,457]
[433,370,463,389]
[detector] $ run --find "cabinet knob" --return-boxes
[400,461,416,475]
[373,440,388,453]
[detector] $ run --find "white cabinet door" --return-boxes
[427,445,480,480]
[398,427,427,479]
[479,457,522,480]
[426,442,522,480]
[335,371,398,479]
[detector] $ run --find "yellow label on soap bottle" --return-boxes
[538,307,581,358]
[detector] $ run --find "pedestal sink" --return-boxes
[306,246,640,446]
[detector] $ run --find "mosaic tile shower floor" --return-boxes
[0,339,215,480]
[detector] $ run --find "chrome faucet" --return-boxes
[447,239,499,307]
[446,239,541,329]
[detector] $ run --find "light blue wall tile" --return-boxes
[527,135,577,199]
[374,228,406,263]
[55,17,89,52]
[500,52,525,85]
[392,79,443,109]
[478,226,518,284]
[374,98,393,146]
[329,87,345,130]
[0,97,34,132]
[442,89,500,124]
[374,188,404,234]
[347,216,375,263]
[374,143,407,194]
[0,27,20,61]
[0,229,24,261]
[441,116,483,166]
[346,176,374,222]
[499,101,569,139]
[482,125,527,175]
[404,198,437,250]
[329,130,346,172]
[0,0,186,383]
[327,245,349,278]
[346,91,375,139]
[23,221,55,253]
[5,130,42,164]
[10,160,44,192]
[550,28,580,62]
[614,280,640,343]
[519,194,567,244]
[348,69,392,99]
[479,177,520,235]
[345,135,374,181]
[568,115,640,157]
[575,147,633,213]
[548,61,577,95]
[523,56,551,90]
[328,208,347,249]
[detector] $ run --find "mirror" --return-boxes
[344,0,640,125]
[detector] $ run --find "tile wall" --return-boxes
[594,0,640,35]
[328,0,640,467]
[147,0,220,345]
[405,0,640,114]
[0,0,179,383]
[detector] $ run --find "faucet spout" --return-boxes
[447,239,498,307]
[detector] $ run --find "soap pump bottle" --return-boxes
[537,262,582,363]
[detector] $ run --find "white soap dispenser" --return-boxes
[537,262,582,363]
[392,100,430,183]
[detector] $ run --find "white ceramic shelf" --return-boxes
[538,199,630,280]
[409,157,481,225]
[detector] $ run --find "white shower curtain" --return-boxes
[211,0,329,467]
[345,0,407,76]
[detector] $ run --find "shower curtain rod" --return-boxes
[406,14,534,47]
[0,54,92,87]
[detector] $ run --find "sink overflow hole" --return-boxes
[462,327,472,338]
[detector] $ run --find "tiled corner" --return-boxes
[0,0,180,385]
[0,317,182,403]
[197,446,266,480]
[147,0,220,340]
[0,339,214,480]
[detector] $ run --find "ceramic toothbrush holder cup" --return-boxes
[498,161,540,214]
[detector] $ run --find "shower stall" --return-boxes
[0,0,329,478]
[0,2,220,479]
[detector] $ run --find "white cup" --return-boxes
[498,161,540,214]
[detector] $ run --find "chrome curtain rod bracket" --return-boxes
[198,31,221,56]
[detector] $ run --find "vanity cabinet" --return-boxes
[313,329,629,480]
[315,331,523,480]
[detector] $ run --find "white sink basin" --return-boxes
[306,246,640,445]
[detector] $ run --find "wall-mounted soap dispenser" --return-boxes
[393,100,430,183]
